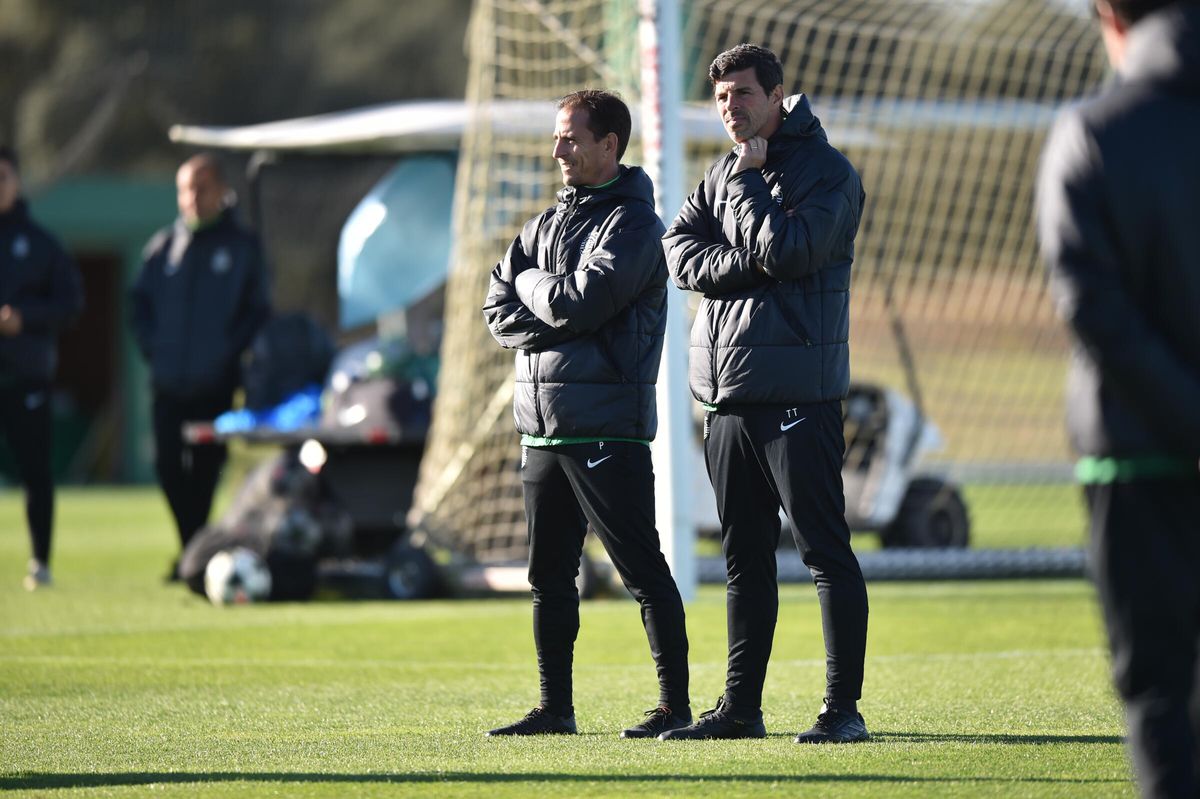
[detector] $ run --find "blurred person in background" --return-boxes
[660,44,868,744]
[131,153,270,581]
[483,89,691,739]
[0,145,85,591]
[1037,1,1200,796]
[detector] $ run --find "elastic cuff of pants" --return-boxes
[825,696,859,712]
[723,694,763,721]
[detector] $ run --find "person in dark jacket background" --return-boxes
[0,145,84,591]
[660,45,868,744]
[1037,1,1200,795]
[131,153,270,579]
[482,89,690,739]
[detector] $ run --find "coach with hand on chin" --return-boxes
[660,44,868,744]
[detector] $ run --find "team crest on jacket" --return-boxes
[578,227,601,260]
[11,235,29,260]
[211,247,233,274]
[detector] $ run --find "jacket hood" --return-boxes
[776,94,829,142]
[1123,2,1200,89]
[556,164,657,207]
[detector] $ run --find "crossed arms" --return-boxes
[483,207,663,350]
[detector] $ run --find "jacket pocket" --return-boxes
[769,285,814,346]
[598,336,628,383]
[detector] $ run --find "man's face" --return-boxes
[176,163,226,225]
[552,106,615,187]
[713,67,783,143]
[0,160,20,214]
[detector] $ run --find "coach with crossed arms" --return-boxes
[482,89,691,739]
[660,44,869,743]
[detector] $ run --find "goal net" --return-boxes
[410,0,1107,562]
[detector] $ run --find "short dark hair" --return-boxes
[0,145,18,172]
[709,44,784,95]
[1104,0,1198,24]
[556,89,632,161]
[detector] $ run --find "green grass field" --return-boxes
[1,488,1129,797]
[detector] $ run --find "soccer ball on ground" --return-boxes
[204,547,272,606]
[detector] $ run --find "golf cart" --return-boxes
[173,99,969,602]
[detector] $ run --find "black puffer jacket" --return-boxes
[131,208,271,400]
[1037,2,1200,458]
[665,94,864,406]
[0,200,84,383]
[483,165,667,440]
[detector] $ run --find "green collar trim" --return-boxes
[1075,455,1197,484]
[521,434,649,448]
[586,172,621,190]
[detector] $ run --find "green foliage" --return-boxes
[0,0,473,183]
[0,488,1130,797]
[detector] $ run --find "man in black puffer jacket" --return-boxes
[483,90,690,740]
[131,154,270,578]
[661,45,869,744]
[1038,2,1200,794]
[0,146,84,591]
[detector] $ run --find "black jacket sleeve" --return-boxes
[14,237,84,334]
[664,174,768,296]
[725,167,859,281]
[513,207,663,334]
[483,225,576,351]
[226,237,271,361]
[130,231,168,361]
[1038,111,1200,450]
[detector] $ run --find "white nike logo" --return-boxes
[779,417,806,431]
[587,455,613,469]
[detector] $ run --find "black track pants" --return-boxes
[704,401,868,712]
[0,382,54,564]
[521,441,689,714]
[1087,479,1200,799]
[152,392,231,549]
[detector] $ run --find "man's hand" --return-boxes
[0,305,22,337]
[732,136,768,173]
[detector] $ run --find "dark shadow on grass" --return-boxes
[0,772,1130,790]
[873,731,1125,745]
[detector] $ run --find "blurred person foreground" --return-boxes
[1037,0,1200,795]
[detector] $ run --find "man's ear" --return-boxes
[1094,0,1130,69]
[1095,0,1127,33]
[770,84,784,108]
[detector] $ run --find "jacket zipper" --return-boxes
[533,195,579,435]
[706,298,719,403]
[532,351,544,434]
[181,235,200,391]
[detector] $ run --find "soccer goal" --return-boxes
[409,0,1108,574]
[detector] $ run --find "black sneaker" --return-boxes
[485,707,577,737]
[794,707,869,743]
[658,697,766,740]
[620,706,692,739]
